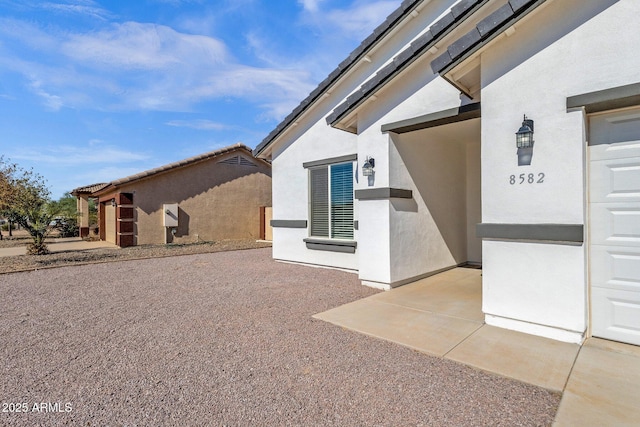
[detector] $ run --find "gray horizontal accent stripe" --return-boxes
[476,223,584,243]
[382,103,481,134]
[567,82,640,114]
[303,154,357,169]
[270,220,307,228]
[303,238,357,254]
[355,188,413,200]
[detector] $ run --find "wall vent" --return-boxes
[218,155,257,167]
[218,155,240,165]
[239,157,257,167]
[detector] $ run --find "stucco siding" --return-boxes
[477,0,639,341]
[117,152,271,245]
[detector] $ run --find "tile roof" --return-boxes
[82,143,267,197]
[326,0,489,128]
[252,0,425,157]
[430,0,544,75]
[70,182,109,196]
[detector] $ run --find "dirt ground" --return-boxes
[0,248,560,426]
[0,239,272,274]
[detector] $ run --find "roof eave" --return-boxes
[327,0,492,130]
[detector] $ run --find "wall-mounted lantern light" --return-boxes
[515,115,534,166]
[111,198,117,207]
[362,156,375,177]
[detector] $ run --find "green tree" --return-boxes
[49,192,79,237]
[0,157,58,254]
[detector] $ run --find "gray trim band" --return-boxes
[476,223,584,243]
[270,220,307,228]
[567,82,640,113]
[381,103,481,134]
[355,188,413,200]
[303,238,357,254]
[303,154,357,169]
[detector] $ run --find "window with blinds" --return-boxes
[309,162,354,240]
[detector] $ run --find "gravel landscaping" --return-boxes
[0,239,272,274]
[0,248,560,426]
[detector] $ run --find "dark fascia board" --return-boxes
[355,188,413,200]
[476,223,584,243]
[270,220,308,228]
[567,82,640,114]
[303,238,357,254]
[327,0,490,128]
[303,154,358,169]
[381,102,481,133]
[252,0,424,158]
[434,0,547,76]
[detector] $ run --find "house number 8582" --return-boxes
[509,173,545,185]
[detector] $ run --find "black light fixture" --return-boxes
[362,156,375,177]
[515,115,534,166]
[111,198,117,207]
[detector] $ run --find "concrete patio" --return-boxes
[314,267,640,426]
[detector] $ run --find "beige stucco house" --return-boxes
[73,143,271,247]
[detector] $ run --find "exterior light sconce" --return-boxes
[362,157,375,177]
[515,115,534,166]
[111,198,117,207]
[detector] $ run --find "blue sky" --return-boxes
[0,0,401,199]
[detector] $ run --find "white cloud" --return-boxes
[298,0,326,13]
[61,22,229,70]
[28,79,64,111]
[324,1,399,39]
[165,119,229,130]
[0,18,316,118]
[40,1,113,20]
[12,145,151,166]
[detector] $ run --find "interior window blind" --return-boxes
[310,167,329,237]
[330,163,354,239]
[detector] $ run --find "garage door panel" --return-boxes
[591,246,640,292]
[590,203,640,246]
[589,109,640,156]
[591,287,640,346]
[589,157,640,203]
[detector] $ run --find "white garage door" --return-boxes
[589,107,640,345]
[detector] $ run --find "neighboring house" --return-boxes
[71,182,108,238]
[254,0,640,346]
[73,143,271,247]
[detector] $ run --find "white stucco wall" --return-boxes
[479,0,640,341]
[355,61,470,287]
[271,119,359,271]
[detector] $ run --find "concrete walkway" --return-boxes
[0,237,117,257]
[314,267,640,426]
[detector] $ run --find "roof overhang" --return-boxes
[382,102,481,133]
[328,0,492,133]
[432,0,548,97]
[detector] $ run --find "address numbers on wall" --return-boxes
[509,173,545,185]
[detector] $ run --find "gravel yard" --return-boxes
[0,239,272,274]
[0,248,560,426]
